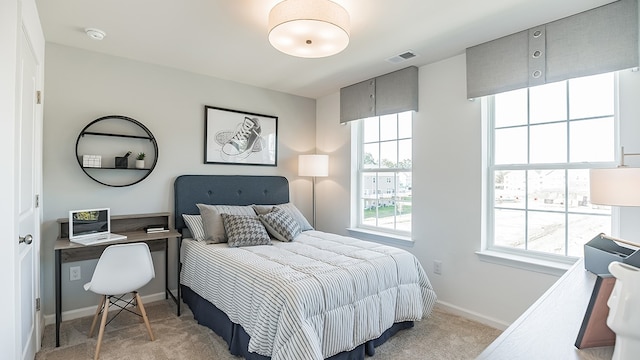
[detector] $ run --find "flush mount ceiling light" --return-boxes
[268,0,350,58]
[85,28,106,40]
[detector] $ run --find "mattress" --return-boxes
[180,230,437,360]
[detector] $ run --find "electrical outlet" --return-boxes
[70,266,81,281]
[433,260,442,275]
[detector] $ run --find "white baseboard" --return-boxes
[43,292,167,326]
[435,300,510,331]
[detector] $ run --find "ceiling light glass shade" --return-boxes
[590,167,640,206]
[268,0,350,58]
[298,154,329,177]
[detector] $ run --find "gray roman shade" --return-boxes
[466,0,639,99]
[340,78,376,122]
[340,66,418,123]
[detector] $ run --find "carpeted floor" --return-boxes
[36,300,501,360]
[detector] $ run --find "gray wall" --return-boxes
[316,54,640,327]
[42,44,316,316]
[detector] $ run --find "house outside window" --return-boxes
[357,112,412,235]
[487,72,615,260]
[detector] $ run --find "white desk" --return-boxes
[477,259,614,360]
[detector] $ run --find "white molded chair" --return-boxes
[84,242,156,360]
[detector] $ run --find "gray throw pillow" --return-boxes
[197,204,255,244]
[221,214,271,247]
[252,202,313,231]
[259,207,301,242]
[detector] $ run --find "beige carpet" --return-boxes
[37,300,501,360]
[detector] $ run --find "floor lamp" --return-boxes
[298,154,328,228]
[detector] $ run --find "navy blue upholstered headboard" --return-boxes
[173,175,290,232]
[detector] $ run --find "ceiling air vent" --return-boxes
[386,50,418,64]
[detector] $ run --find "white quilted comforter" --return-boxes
[180,230,437,360]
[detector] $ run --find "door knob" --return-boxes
[19,234,33,245]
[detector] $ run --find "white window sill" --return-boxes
[476,250,577,277]
[347,228,414,248]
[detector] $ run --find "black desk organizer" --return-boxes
[584,233,640,275]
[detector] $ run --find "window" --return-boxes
[356,112,412,235]
[487,73,615,259]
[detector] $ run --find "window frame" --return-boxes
[484,74,619,264]
[354,112,413,237]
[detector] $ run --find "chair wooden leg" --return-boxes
[135,292,155,341]
[88,295,106,338]
[94,297,110,360]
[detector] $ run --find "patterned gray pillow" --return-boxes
[221,213,271,247]
[182,214,205,241]
[252,202,313,231]
[259,207,301,242]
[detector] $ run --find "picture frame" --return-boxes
[204,106,278,166]
[575,275,616,349]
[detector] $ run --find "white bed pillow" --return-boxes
[196,204,255,244]
[182,214,206,242]
[252,202,313,231]
[258,207,301,242]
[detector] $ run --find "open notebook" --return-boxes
[68,208,127,245]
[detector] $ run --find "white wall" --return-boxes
[42,44,316,316]
[316,54,640,327]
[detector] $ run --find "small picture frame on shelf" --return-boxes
[82,155,101,168]
[204,106,278,166]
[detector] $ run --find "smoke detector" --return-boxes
[85,28,106,40]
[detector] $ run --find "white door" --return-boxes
[15,1,44,358]
[17,28,41,359]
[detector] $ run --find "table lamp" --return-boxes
[589,147,640,360]
[588,148,640,267]
[298,154,329,227]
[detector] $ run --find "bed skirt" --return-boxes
[181,285,414,360]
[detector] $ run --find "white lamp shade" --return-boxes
[268,0,350,58]
[298,154,329,177]
[590,168,640,206]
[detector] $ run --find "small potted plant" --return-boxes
[135,152,146,169]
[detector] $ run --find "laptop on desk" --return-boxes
[69,208,127,246]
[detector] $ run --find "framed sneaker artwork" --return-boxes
[204,106,278,166]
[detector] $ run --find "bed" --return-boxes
[174,175,436,360]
